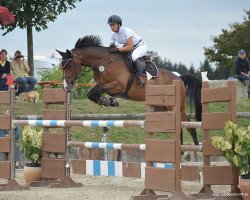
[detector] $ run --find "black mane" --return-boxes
[74,35,103,48]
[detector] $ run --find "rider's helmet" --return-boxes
[107,15,122,26]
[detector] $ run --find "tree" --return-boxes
[0,0,82,76]
[199,59,214,79]
[204,10,250,77]
[189,64,196,75]
[176,63,188,75]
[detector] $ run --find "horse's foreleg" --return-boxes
[101,81,121,107]
[87,85,119,107]
[87,86,109,106]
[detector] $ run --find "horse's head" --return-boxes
[56,49,83,92]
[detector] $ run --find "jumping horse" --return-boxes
[57,35,202,145]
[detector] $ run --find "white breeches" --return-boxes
[132,43,148,62]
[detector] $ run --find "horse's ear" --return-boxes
[66,49,73,58]
[55,49,65,57]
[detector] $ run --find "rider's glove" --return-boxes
[109,48,119,54]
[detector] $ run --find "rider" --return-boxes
[107,15,148,87]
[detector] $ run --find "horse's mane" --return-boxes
[75,35,104,48]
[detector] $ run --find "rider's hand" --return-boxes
[110,48,119,54]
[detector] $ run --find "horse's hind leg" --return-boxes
[181,113,199,145]
[181,113,199,162]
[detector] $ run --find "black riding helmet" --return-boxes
[107,15,122,25]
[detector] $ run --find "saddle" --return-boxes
[124,52,159,78]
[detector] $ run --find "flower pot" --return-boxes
[23,164,41,185]
[240,179,250,200]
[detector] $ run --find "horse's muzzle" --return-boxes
[63,79,74,92]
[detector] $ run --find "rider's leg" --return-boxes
[132,44,148,86]
[134,59,145,86]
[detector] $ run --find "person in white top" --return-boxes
[108,15,148,87]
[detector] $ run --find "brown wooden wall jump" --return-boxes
[0,90,12,181]
[0,90,29,191]
[199,81,240,196]
[41,88,68,180]
[131,81,187,199]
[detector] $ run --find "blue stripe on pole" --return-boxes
[108,161,115,176]
[152,163,173,168]
[106,120,115,127]
[106,143,114,149]
[165,163,173,168]
[93,160,100,176]
[92,142,99,149]
[36,120,43,126]
[50,120,58,126]
[91,121,99,127]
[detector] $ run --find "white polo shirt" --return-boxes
[110,26,142,46]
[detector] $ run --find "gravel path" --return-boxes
[0,170,234,200]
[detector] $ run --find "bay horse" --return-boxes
[57,35,202,145]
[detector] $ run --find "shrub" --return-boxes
[212,121,250,175]
[20,126,42,164]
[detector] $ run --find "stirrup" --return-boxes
[137,77,145,87]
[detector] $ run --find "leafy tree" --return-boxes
[204,10,250,77]
[0,0,82,76]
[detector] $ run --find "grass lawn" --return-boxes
[6,94,249,145]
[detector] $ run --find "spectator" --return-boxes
[11,50,37,96]
[235,49,250,98]
[0,49,10,91]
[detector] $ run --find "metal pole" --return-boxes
[10,89,15,178]
[65,92,71,177]
[102,127,109,161]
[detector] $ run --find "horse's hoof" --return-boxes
[110,102,119,107]
[183,152,191,162]
[98,97,111,107]
[109,97,119,107]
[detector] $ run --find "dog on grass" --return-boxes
[18,91,39,102]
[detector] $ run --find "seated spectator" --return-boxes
[11,50,37,96]
[0,49,10,91]
[235,49,250,98]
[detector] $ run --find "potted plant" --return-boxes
[20,126,42,185]
[212,121,250,200]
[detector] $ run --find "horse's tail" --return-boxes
[180,74,202,121]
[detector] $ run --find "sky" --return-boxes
[0,0,249,69]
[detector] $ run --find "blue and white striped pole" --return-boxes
[12,120,145,128]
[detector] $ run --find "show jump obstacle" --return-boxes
[131,80,240,200]
[0,80,241,199]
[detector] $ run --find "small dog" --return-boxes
[18,91,39,102]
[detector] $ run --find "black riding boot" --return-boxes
[134,59,145,87]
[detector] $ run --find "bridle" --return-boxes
[61,49,119,85]
[61,53,90,85]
